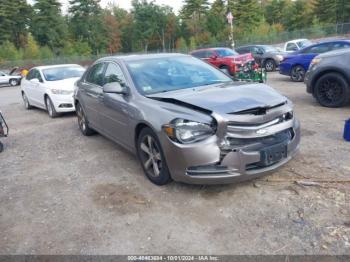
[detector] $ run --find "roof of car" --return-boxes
[190,47,230,53]
[301,39,350,49]
[97,53,190,62]
[33,64,82,70]
[286,39,309,44]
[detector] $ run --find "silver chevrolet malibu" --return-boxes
[74,53,300,185]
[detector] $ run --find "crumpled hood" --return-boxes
[148,83,287,115]
[45,77,80,91]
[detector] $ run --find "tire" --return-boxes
[219,65,230,76]
[314,72,350,108]
[76,102,95,136]
[22,92,32,110]
[9,79,18,86]
[0,142,3,153]
[45,96,58,118]
[264,59,276,72]
[137,127,172,185]
[290,65,305,82]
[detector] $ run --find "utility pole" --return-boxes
[227,11,234,48]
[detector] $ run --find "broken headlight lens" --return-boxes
[163,119,215,144]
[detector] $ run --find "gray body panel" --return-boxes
[75,53,300,184]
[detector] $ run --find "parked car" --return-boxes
[279,40,350,82]
[190,47,254,76]
[21,64,85,118]
[74,53,300,185]
[305,48,350,107]
[283,39,312,53]
[235,45,285,72]
[0,69,22,86]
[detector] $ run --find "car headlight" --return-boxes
[310,58,322,66]
[276,55,284,61]
[51,89,74,95]
[163,118,215,144]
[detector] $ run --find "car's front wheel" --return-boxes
[137,128,172,185]
[45,96,58,118]
[314,72,350,108]
[76,102,95,136]
[290,65,305,82]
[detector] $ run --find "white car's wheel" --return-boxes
[22,92,32,110]
[45,96,58,118]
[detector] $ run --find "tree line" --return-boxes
[0,0,349,62]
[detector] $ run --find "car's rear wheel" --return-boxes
[137,128,172,185]
[264,59,276,72]
[45,96,58,118]
[314,72,350,108]
[76,102,95,136]
[9,79,18,86]
[290,65,305,82]
[22,92,32,109]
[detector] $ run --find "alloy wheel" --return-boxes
[265,61,275,71]
[46,97,53,117]
[139,135,162,178]
[22,93,29,109]
[291,66,305,82]
[77,105,86,132]
[318,78,343,105]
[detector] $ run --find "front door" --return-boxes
[99,62,131,147]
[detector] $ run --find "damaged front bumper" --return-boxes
[160,102,300,184]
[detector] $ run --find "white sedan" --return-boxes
[21,64,85,118]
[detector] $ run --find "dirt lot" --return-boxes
[0,72,349,255]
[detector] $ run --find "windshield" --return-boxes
[126,56,233,95]
[262,45,278,52]
[216,48,239,57]
[297,40,312,48]
[43,66,85,81]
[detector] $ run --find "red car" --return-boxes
[190,47,255,76]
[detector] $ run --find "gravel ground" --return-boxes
[0,73,349,255]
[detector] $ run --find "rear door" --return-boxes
[80,62,106,128]
[22,69,43,107]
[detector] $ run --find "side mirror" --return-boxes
[210,55,218,60]
[103,82,127,95]
[256,50,263,55]
[30,78,40,83]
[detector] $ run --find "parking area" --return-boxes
[0,72,349,255]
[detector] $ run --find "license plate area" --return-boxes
[257,143,287,167]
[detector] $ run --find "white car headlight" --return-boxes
[276,55,284,62]
[51,89,74,95]
[163,118,215,144]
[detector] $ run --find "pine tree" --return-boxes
[206,0,226,39]
[31,0,67,53]
[232,0,262,31]
[0,0,31,48]
[68,0,107,54]
[313,0,337,24]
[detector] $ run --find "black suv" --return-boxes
[305,48,350,107]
